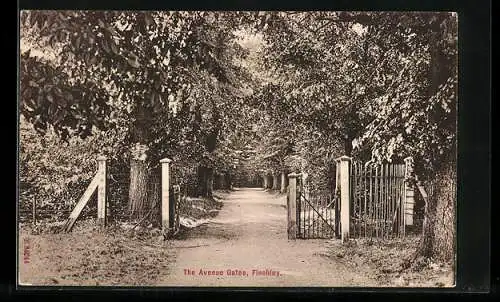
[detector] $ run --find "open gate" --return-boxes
[295,177,340,239]
[288,159,408,240]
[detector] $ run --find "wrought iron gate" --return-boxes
[349,161,406,238]
[296,177,339,239]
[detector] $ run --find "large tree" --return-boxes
[352,12,458,262]
[20,11,251,222]
[251,11,457,261]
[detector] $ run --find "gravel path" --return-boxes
[159,187,377,287]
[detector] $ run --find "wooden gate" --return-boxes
[295,176,339,239]
[349,161,406,238]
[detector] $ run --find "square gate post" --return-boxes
[97,155,107,229]
[404,157,415,226]
[287,173,299,240]
[160,158,172,232]
[338,156,352,243]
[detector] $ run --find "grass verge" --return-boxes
[18,218,174,286]
[324,235,455,287]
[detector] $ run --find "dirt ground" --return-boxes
[18,187,453,287]
[18,219,174,286]
[161,188,377,287]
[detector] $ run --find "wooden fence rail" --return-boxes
[62,156,179,235]
[63,156,107,232]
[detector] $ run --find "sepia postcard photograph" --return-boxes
[18,11,458,288]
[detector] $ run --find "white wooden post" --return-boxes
[404,157,415,226]
[287,173,298,240]
[338,156,351,243]
[97,155,107,228]
[280,171,286,193]
[63,175,99,232]
[160,158,172,231]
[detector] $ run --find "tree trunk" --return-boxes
[227,173,233,189]
[197,166,207,197]
[272,174,279,190]
[128,99,157,223]
[280,171,287,193]
[266,175,272,189]
[418,160,456,262]
[220,173,227,189]
[328,161,337,197]
[129,158,149,220]
[216,173,221,189]
[417,29,456,262]
[197,166,214,197]
[418,183,437,259]
[207,167,214,197]
[344,136,353,157]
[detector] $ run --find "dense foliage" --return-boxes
[20,11,255,208]
[20,11,457,261]
[245,12,457,261]
[19,116,112,221]
[248,12,457,179]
